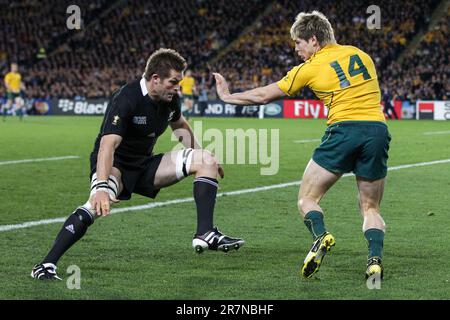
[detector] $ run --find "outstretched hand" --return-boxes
[212,73,230,101]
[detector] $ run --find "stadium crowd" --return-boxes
[379,6,450,103]
[1,0,271,99]
[0,0,448,104]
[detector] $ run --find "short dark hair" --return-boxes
[143,48,187,80]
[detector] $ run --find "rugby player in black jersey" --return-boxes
[32,49,244,280]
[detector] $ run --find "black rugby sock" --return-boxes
[43,208,94,265]
[193,177,218,235]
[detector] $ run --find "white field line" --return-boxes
[1,158,450,233]
[423,131,450,135]
[0,156,79,166]
[293,139,321,143]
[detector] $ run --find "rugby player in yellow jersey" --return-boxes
[213,11,390,281]
[179,69,197,119]
[3,63,25,120]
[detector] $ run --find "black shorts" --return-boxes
[90,153,164,200]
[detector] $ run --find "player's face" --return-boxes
[294,38,316,61]
[11,64,18,72]
[157,69,182,102]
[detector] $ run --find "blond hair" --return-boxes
[290,11,336,46]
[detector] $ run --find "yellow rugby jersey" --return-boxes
[179,76,195,95]
[4,72,22,93]
[277,44,385,125]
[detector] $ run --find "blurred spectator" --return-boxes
[382,86,399,119]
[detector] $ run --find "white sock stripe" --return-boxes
[78,206,95,222]
[194,177,218,188]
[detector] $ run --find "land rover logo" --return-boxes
[264,103,282,116]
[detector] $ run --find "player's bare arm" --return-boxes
[92,134,122,216]
[170,115,201,149]
[213,73,286,105]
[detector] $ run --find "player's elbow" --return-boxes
[256,87,278,105]
[100,134,122,151]
[256,94,272,105]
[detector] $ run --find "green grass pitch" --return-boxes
[0,116,449,299]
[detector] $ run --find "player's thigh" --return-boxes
[153,149,195,189]
[299,159,342,202]
[312,123,358,175]
[354,123,391,180]
[356,176,385,211]
[88,166,124,203]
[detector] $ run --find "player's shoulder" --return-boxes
[291,60,311,72]
[169,93,181,109]
[109,79,142,112]
[340,44,371,57]
[113,79,141,100]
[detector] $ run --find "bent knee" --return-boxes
[298,197,319,216]
[192,149,219,170]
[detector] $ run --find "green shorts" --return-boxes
[6,92,20,100]
[312,121,391,180]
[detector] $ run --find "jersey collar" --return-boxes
[309,43,339,61]
[140,78,148,96]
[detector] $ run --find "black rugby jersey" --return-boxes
[90,78,181,164]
